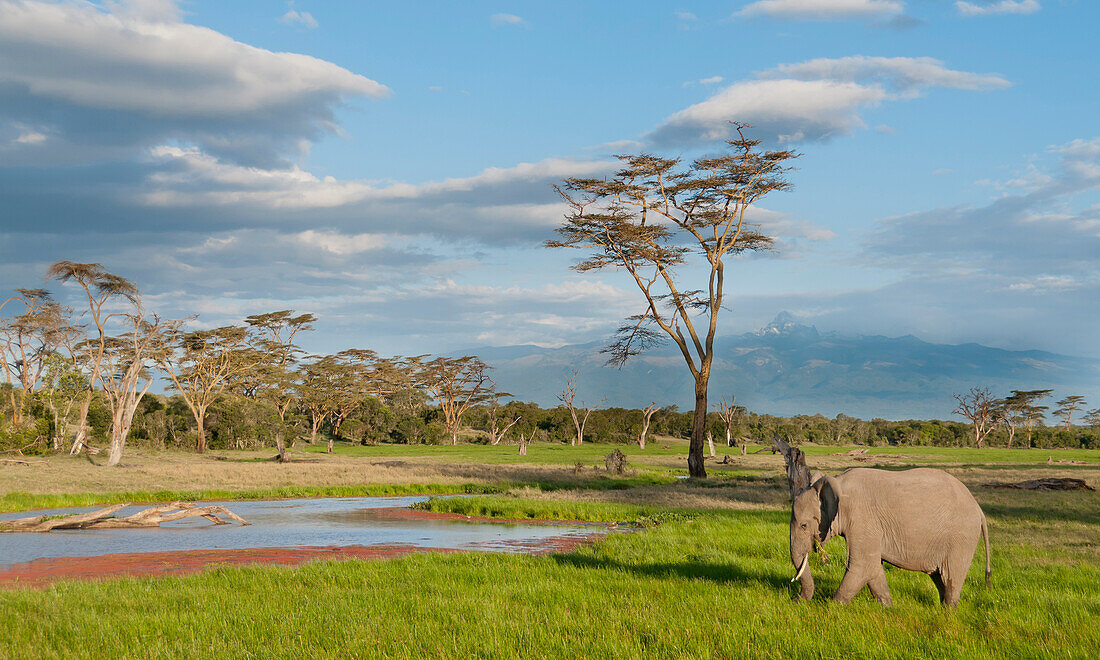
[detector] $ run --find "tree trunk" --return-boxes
[48,401,61,451]
[275,431,288,462]
[725,426,733,447]
[708,430,716,457]
[195,413,206,454]
[688,378,708,478]
[69,391,93,455]
[451,427,458,446]
[327,435,335,453]
[106,407,126,467]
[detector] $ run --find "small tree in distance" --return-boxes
[415,356,495,445]
[157,325,249,454]
[953,386,998,449]
[1053,395,1086,430]
[558,369,604,446]
[637,402,658,449]
[547,124,797,477]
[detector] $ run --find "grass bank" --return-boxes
[3,494,1097,658]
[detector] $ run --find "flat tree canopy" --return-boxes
[547,124,797,477]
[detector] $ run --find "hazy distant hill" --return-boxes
[466,313,1100,420]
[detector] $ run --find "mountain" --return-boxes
[465,314,1100,420]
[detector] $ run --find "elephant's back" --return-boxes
[842,468,983,571]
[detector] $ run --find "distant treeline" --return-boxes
[4,384,1096,454]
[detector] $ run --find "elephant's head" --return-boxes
[789,474,841,601]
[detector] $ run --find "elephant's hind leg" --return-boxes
[930,571,947,605]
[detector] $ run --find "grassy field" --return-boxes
[1,440,1098,658]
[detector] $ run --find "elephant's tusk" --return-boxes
[792,555,808,582]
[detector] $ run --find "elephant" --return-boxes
[789,467,990,607]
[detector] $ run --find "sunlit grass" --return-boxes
[3,495,1097,658]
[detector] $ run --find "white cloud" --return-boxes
[490,13,526,26]
[674,11,698,21]
[144,145,611,210]
[13,130,48,144]
[649,56,1008,146]
[768,56,1009,97]
[292,230,387,255]
[736,0,905,21]
[0,0,388,166]
[279,10,319,29]
[955,1,1040,17]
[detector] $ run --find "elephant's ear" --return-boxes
[814,476,842,541]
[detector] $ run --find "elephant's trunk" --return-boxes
[791,551,815,601]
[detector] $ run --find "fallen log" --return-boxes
[1,501,250,533]
[982,478,1094,492]
[841,448,868,456]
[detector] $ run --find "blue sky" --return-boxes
[1,0,1098,360]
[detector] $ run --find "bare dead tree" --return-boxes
[953,387,999,449]
[714,395,742,448]
[47,262,140,455]
[487,396,520,445]
[547,125,797,477]
[557,369,604,446]
[638,402,658,449]
[157,326,249,454]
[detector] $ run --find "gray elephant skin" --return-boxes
[789,467,990,607]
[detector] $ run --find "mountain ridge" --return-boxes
[460,314,1100,420]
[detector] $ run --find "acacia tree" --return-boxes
[1006,389,1052,448]
[547,126,796,477]
[243,310,316,461]
[953,387,999,448]
[557,369,603,446]
[637,402,658,449]
[47,262,140,454]
[1083,408,1100,428]
[323,350,406,451]
[98,310,180,466]
[297,356,340,446]
[157,326,249,453]
[0,289,73,427]
[415,356,495,445]
[1053,395,1086,430]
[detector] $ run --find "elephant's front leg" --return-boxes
[831,565,870,604]
[832,542,885,604]
[866,563,892,606]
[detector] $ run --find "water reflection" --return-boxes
[0,496,602,565]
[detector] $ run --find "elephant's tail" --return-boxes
[981,514,991,588]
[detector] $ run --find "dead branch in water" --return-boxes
[1,501,250,533]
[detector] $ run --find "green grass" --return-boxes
[312,439,1100,465]
[3,497,1097,658]
[413,495,694,527]
[0,483,503,514]
[2,445,1097,658]
[307,439,691,464]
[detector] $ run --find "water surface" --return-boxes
[0,496,601,565]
